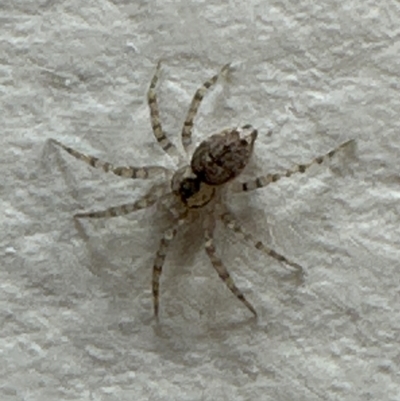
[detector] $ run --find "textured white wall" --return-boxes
[1,1,399,400]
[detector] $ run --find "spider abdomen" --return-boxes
[191,125,258,186]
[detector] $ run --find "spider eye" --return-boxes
[179,177,201,202]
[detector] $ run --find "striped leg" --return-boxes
[50,139,169,179]
[147,62,180,159]
[74,185,165,219]
[232,139,354,193]
[204,215,257,316]
[220,211,303,274]
[181,64,230,153]
[152,218,186,317]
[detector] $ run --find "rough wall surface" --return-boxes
[1,1,399,400]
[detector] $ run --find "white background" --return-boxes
[1,1,400,400]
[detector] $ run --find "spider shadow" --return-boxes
[72,217,124,288]
[224,196,306,288]
[71,211,165,299]
[149,306,260,360]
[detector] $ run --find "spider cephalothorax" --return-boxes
[50,62,353,319]
[171,165,215,208]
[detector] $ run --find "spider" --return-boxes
[50,62,353,318]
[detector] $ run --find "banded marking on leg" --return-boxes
[204,216,257,316]
[74,185,165,219]
[233,139,355,193]
[220,211,303,274]
[112,165,169,179]
[181,64,230,152]
[50,139,169,179]
[147,61,180,159]
[152,218,186,317]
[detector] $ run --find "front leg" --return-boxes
[232,139,354,193]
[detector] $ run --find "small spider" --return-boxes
[50,62,353,318]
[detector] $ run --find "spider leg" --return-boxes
[220,211,304,274]
[152,218,186,317]
[74,184,166,219]
[50,139,170,179]
[232,139,354,193]
[181,64,230,153]
[204,215,257,316]
[147,61,181,160]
